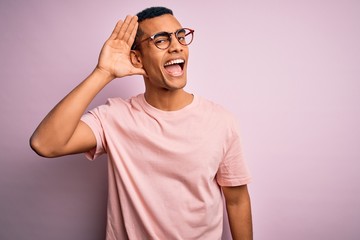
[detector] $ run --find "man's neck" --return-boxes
[144,89,193,111]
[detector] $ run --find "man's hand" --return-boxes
[96,15,146,80]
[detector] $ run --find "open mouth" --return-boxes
[164,59,185,76]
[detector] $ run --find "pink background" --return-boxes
[1,0,359,239]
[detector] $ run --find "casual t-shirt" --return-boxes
[81,94,251,240]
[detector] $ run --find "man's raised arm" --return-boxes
[30,15,146,158]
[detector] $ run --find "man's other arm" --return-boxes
[222,184,253,240]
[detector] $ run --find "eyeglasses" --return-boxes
[132,28,194,50]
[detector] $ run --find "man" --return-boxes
[30,6,253,240]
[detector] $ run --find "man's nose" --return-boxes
[167,35,183,52]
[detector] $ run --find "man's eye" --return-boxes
[178,36,186,43]
[154,38,169,44]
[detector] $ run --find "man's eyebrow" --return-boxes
[153,31,170,37]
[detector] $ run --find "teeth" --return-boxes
[164,59,184,66]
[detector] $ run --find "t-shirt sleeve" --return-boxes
[80,110,107,160]
[216,118,252,187]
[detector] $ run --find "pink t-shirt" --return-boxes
[81,94,251,240]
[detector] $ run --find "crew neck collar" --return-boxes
[138,93,199,117]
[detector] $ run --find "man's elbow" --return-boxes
[29,135,58,158]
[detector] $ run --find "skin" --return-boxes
[30,14,252,239]
[223,185,253,240]
[130,14,193,110]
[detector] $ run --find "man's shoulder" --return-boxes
[197,96,234,115]
[87,94,143,116]
[102,94,143,108]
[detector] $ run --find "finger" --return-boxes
[109,19,124,40]
[126,22,138,46]
[116,15,134,40]
[124,16,139,43]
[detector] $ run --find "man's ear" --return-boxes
[130,50,143,68]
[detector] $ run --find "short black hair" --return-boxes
[137,6,173,23]
[131,6,174,50]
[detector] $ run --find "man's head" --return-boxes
[131,7,173,50]
[130,6,194,93]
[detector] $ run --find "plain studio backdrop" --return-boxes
[1,0,359,239]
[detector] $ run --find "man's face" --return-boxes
[137,14,190,92]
